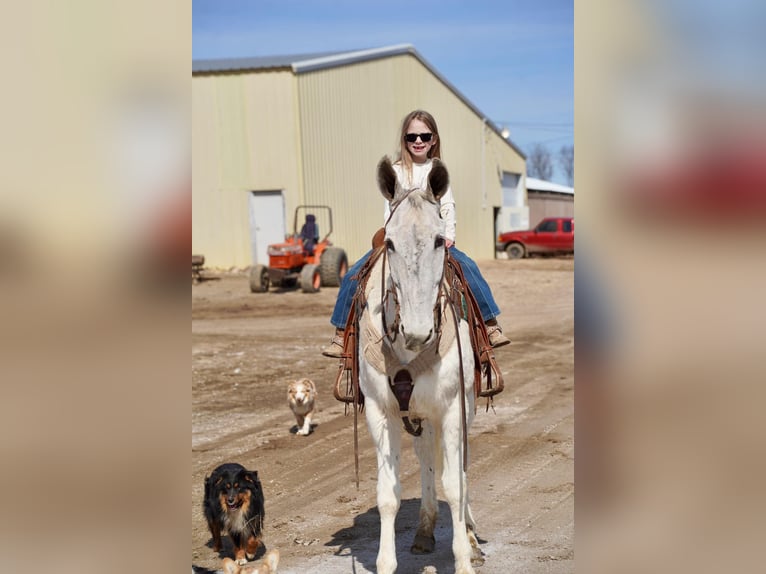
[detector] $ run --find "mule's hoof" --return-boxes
[410,533,436,554]
[470,546,486,565]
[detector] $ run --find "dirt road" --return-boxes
[192,257,573,573]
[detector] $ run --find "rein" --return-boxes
[379,185,442,349]
[378,242,449,438]
[374,244,469,474]
[379,248,400,345]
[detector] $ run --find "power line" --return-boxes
[534,134,574,145]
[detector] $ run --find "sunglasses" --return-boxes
[405,132,434,143]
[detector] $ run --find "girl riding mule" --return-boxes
[322,109,510,358]
[352,156,487,574]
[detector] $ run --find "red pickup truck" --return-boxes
[496,217,574,259]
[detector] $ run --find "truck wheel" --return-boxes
[249,264,270,292]
[300,264,321,293]
[319,247,348,287]
[505,243,525,259]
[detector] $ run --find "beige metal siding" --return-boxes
[529,194,575,226]
[192,71,303,267]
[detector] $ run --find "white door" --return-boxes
[248,191,285,265]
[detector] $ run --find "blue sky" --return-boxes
[193,0,573,184]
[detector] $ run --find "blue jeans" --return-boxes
[329,246,501,328]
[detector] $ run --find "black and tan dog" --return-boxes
[203,463,265,564]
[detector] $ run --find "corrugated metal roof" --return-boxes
[191,49,353,73]
[527,177,574,195]
[192,44,417,74]
[192,44,526,158]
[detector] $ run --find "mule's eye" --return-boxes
[435,237,445,249]
[385,239,395,252]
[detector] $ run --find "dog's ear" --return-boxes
[244,470,259,485]
[221,557,240,574]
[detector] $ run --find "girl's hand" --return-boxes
[445,239,454,249]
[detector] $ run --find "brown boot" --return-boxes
[321,328,345,358]
[485,319,511,348]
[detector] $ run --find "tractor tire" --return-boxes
[299,264,321,293]
[319,247,348,287]
[249,264,270,292]
[505,242,526,260]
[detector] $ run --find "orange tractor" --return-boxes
[249,205,348,293]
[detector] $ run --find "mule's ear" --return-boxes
[377,156,396,201]
[428,159,449,201]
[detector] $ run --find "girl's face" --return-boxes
[405,118,436,163]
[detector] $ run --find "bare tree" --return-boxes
[558,145,574,186]
[527,143,554,181]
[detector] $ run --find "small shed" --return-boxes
[526,177,574,227]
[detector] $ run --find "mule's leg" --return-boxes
[364,400,402,574]
[440,410,475,574]
[411,421,437,554]
[464,494,484,564]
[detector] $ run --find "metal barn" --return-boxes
[193,44,527,268]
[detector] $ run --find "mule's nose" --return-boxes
[402,327,433,351]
